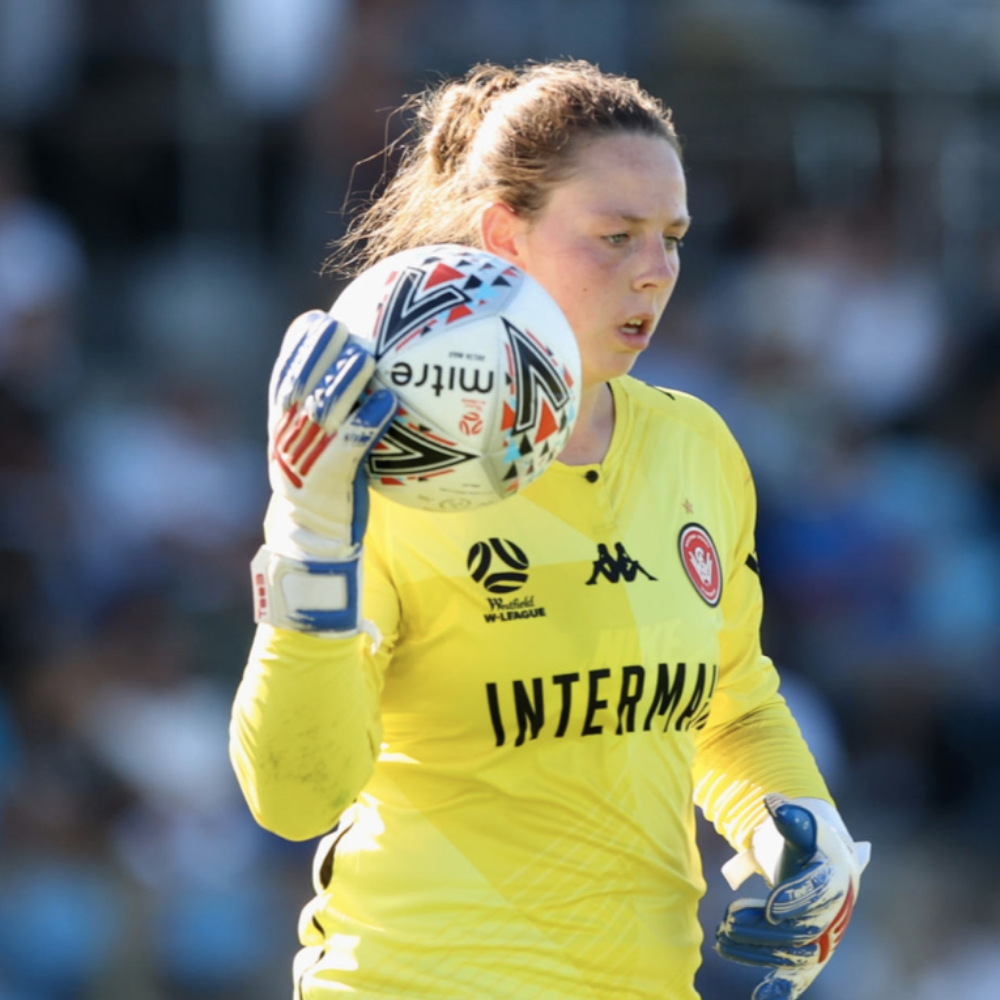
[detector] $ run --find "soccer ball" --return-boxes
[329,244,581,512]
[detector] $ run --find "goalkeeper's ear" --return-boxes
[480,200,529,267]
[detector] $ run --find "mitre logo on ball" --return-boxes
[329,244,581,512]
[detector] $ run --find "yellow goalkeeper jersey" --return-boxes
[231,376,831,1000]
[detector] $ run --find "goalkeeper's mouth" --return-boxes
[616,313,654,347]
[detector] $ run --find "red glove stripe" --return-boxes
[274,451,304,489]
[282,411,311,452]
[290,420,323,463]
[273,404,299,444]
[299,432,333,477]
[815,881,855,963]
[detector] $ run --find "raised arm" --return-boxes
[229,311,396,840]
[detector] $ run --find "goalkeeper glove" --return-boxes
[252,310,396,638]
[716,794,871,1000]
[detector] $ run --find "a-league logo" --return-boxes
[467,538,530,594]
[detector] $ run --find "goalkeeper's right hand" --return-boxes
[251,310,396,638]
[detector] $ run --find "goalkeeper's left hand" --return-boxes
[715,794,871,1000]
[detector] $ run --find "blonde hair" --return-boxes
[327,60,680,276]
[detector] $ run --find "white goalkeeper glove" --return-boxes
[716,794,871,1000]
[251,310,396,638]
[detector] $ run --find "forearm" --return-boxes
[229,623,382,841]
[693,699,832,852]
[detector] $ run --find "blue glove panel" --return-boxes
[715,796,863,1000]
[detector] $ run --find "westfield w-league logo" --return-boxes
[468,538,547,623]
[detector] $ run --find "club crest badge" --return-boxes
[679,523,722,606]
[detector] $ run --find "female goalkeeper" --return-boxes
[230,59,869,1000]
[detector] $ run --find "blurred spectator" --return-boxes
[0,388,59,680]
[57,377,266,617]
[0,589,295,999]
[0,692,17,827]
[817,212,948,429]
[0,141,82,684]
[0,138,84,411]
[125,237,281,395]
[0,627,131,1000]
[0,0,80,124]
[68,591,285,998]
[948,231,1000,515]
[701,205,948,439]
[0,859,124,1000]
[208,0,351,117]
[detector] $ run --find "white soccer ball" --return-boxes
[329,244,581,512]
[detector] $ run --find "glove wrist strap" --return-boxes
[251,545,362,637]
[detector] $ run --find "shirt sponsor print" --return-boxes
[485,660,719,748]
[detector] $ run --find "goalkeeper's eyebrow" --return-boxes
[600,211,692,230]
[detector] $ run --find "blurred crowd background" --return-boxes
[1,0,999,997]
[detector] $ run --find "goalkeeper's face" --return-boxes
[498,131,689,389]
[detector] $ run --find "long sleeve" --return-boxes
[229,625,385,840]
[230,529,401,841]
[692,429,831,852]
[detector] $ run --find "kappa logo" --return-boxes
[679,523,722,606]
[586,542,657,585]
